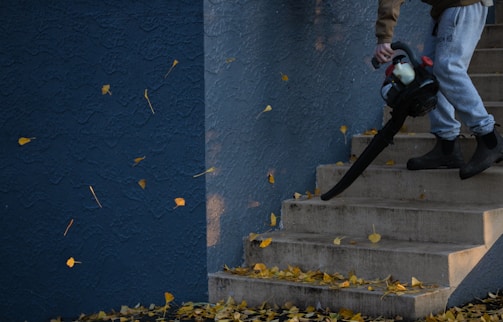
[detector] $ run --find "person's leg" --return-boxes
[406,20,464,170]
[430,3,494,138]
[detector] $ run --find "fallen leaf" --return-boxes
[253,263,267,272]
[66,257,82,268]
[368,224,381,244]
[364,128,378,135]
[259,238,272,248]
[293,192,302,199]
[173,197,185,209]
[225,57,236,63]
[385,159,395,166]
[101,84,112,95]
[411,277,423,287]
[138,179,146,190]
[248,233,259,241]
[335,161,344,166]
[333,236,346,245]
[18,137,35,146]
[280,72,289,81]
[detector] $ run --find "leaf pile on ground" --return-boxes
[53,291,503,322]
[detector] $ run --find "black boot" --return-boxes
[407,136,464,170]
[459,129,503,179]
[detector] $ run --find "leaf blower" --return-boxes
[320,41,439,201]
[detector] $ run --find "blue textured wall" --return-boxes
[0,1,206,320]
[204,0,430,273]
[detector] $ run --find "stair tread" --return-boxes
[254,230,484,253]
[284,196,503,213]
[210,271,452,297]
[209,272,455,319]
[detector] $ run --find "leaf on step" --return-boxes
[259,237,272,248]
[335,161,344,166]
[368,224,381,244]
[364,128,378,135]
[333,236,346,245]
[385,159,395,166]
[293,192,302,199]
[411,276,423,288]
[249,233,259,241]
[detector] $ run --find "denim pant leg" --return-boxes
[425,3,494,140]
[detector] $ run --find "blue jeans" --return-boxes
[423,2,495,141]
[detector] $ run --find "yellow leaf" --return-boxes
[340,280,350,288]
[193,167,216,178]
[138,179,146,190]
[335,161,344,166]
[368,224,381,244]
[306,191,313,199]
[66,257,81,268]
[164,59,179,78]
[268,173,275,184]
[259,238,272,248]
[164,292,175,304]
[225,57,236,63]
[18,137,35,146]
[97,311,107,319]
[101,84,112,95]
[385,159,395,166]
[253,263,267,272]
[270,213,277,227]
[248,233,259,241]
[323,273,333,283]
[340,125,347,135]
[333,236,346,245]
[293,192,302,199]
[173,197,186,209]
[133,156,146,166]
[280,72,289,81]
[256,105,272,119]
[364,128,378,135]
[411,277,423,287]
[144,89,155,114]
[395,283,407,291]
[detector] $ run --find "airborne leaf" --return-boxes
[18,137,35,146]
[270,213,277,227]
[173,198,186,209]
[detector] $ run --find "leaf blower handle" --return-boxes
[372,41,420,69]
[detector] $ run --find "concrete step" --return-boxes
[350,132,503,166]
[208,272,454,320]
[472,73,503,101]
[478,24,503,48]
[281,197,503,246]
[469,48,503,74]
[243,231,486,287]
[382,102,503,134]
[496,1,503,24]
[316,164,503,204]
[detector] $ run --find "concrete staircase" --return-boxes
[208,5,503,320]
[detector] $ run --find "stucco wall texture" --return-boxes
[204,1,430,273]
[0,1,206,321]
